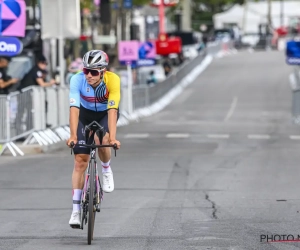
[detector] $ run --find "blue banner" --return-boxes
[112,0,132,9]
[0,36,23,56]
[286,40,300,65]
[123,0,132,8]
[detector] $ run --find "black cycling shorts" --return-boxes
[73,106,120,155]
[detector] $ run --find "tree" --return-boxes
[133,0,151,5]
[166,0,247,32]
[80,0,95,11]
[191,0,245,31]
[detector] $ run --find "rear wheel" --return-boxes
[87,161,96,245]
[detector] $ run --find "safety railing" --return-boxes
[0,95,8,150]
[0,86,70,157]
[290,66,300,124]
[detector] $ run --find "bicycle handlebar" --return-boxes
[70,141,118,157]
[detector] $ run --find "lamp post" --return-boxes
[280,0,284,27]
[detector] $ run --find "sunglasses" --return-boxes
[83,68,105,76]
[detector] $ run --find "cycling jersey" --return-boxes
[69,71,120,111]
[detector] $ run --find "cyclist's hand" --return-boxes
[67,137,77,148]
[109,138,121,149]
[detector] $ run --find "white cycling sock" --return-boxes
[101,160,112,173]
[72,189,82,212]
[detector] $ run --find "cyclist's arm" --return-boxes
[108,109,118,140]
[106,73,121,140]
[69,75,81,138]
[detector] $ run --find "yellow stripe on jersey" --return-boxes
[103,71,121,110]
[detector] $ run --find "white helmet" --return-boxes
[82,50,109,69]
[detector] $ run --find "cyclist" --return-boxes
[66,50,121,227]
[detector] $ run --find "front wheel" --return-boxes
[87,161,96,245]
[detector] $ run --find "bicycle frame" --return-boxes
[81,148,103,214]
[80,147,102,231]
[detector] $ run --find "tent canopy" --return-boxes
[213,1,300,34]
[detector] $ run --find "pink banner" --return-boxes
[118,41,139,62]
[0,0,26,37]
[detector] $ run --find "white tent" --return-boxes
[247,1,300,28]
[213,4,261,33]
[213,1,300,34]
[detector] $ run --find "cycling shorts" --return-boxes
[73,105,120,155]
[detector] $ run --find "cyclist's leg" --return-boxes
[94,109,120,193]
[69,120,91,227]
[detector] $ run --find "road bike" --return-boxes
[70,120,118,245]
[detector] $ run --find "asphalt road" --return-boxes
[1,50,300,250]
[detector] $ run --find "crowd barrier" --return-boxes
[290,66,300,124]
[0,86,70,156]
[0,39,234,157]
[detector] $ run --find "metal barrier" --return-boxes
[0,86,70,156]
[290,66,300,124]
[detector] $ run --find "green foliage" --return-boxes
[80,0,94,10]
[187,0,247,31]
[80,0,152,10]
[133,0,151,6]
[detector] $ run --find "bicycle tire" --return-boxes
[87,160,96,245]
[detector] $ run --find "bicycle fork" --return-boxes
[95,162,104,212]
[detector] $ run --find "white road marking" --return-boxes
[224,97,238,122]
[247,134,270,139]
[124,133,149,138]
[166,133,190,138]
[207,134,230,139]
[290,135,300,140]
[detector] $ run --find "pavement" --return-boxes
[1,50,300,250]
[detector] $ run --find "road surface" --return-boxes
[1,50,299,250]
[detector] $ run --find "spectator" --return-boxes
[162,57,172,77]
[66,57,83,85]
[0,57,18,95]
[16,55,56,131]
[17,55,56,91]
[146,70,157,85]
[178,52,185,65]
